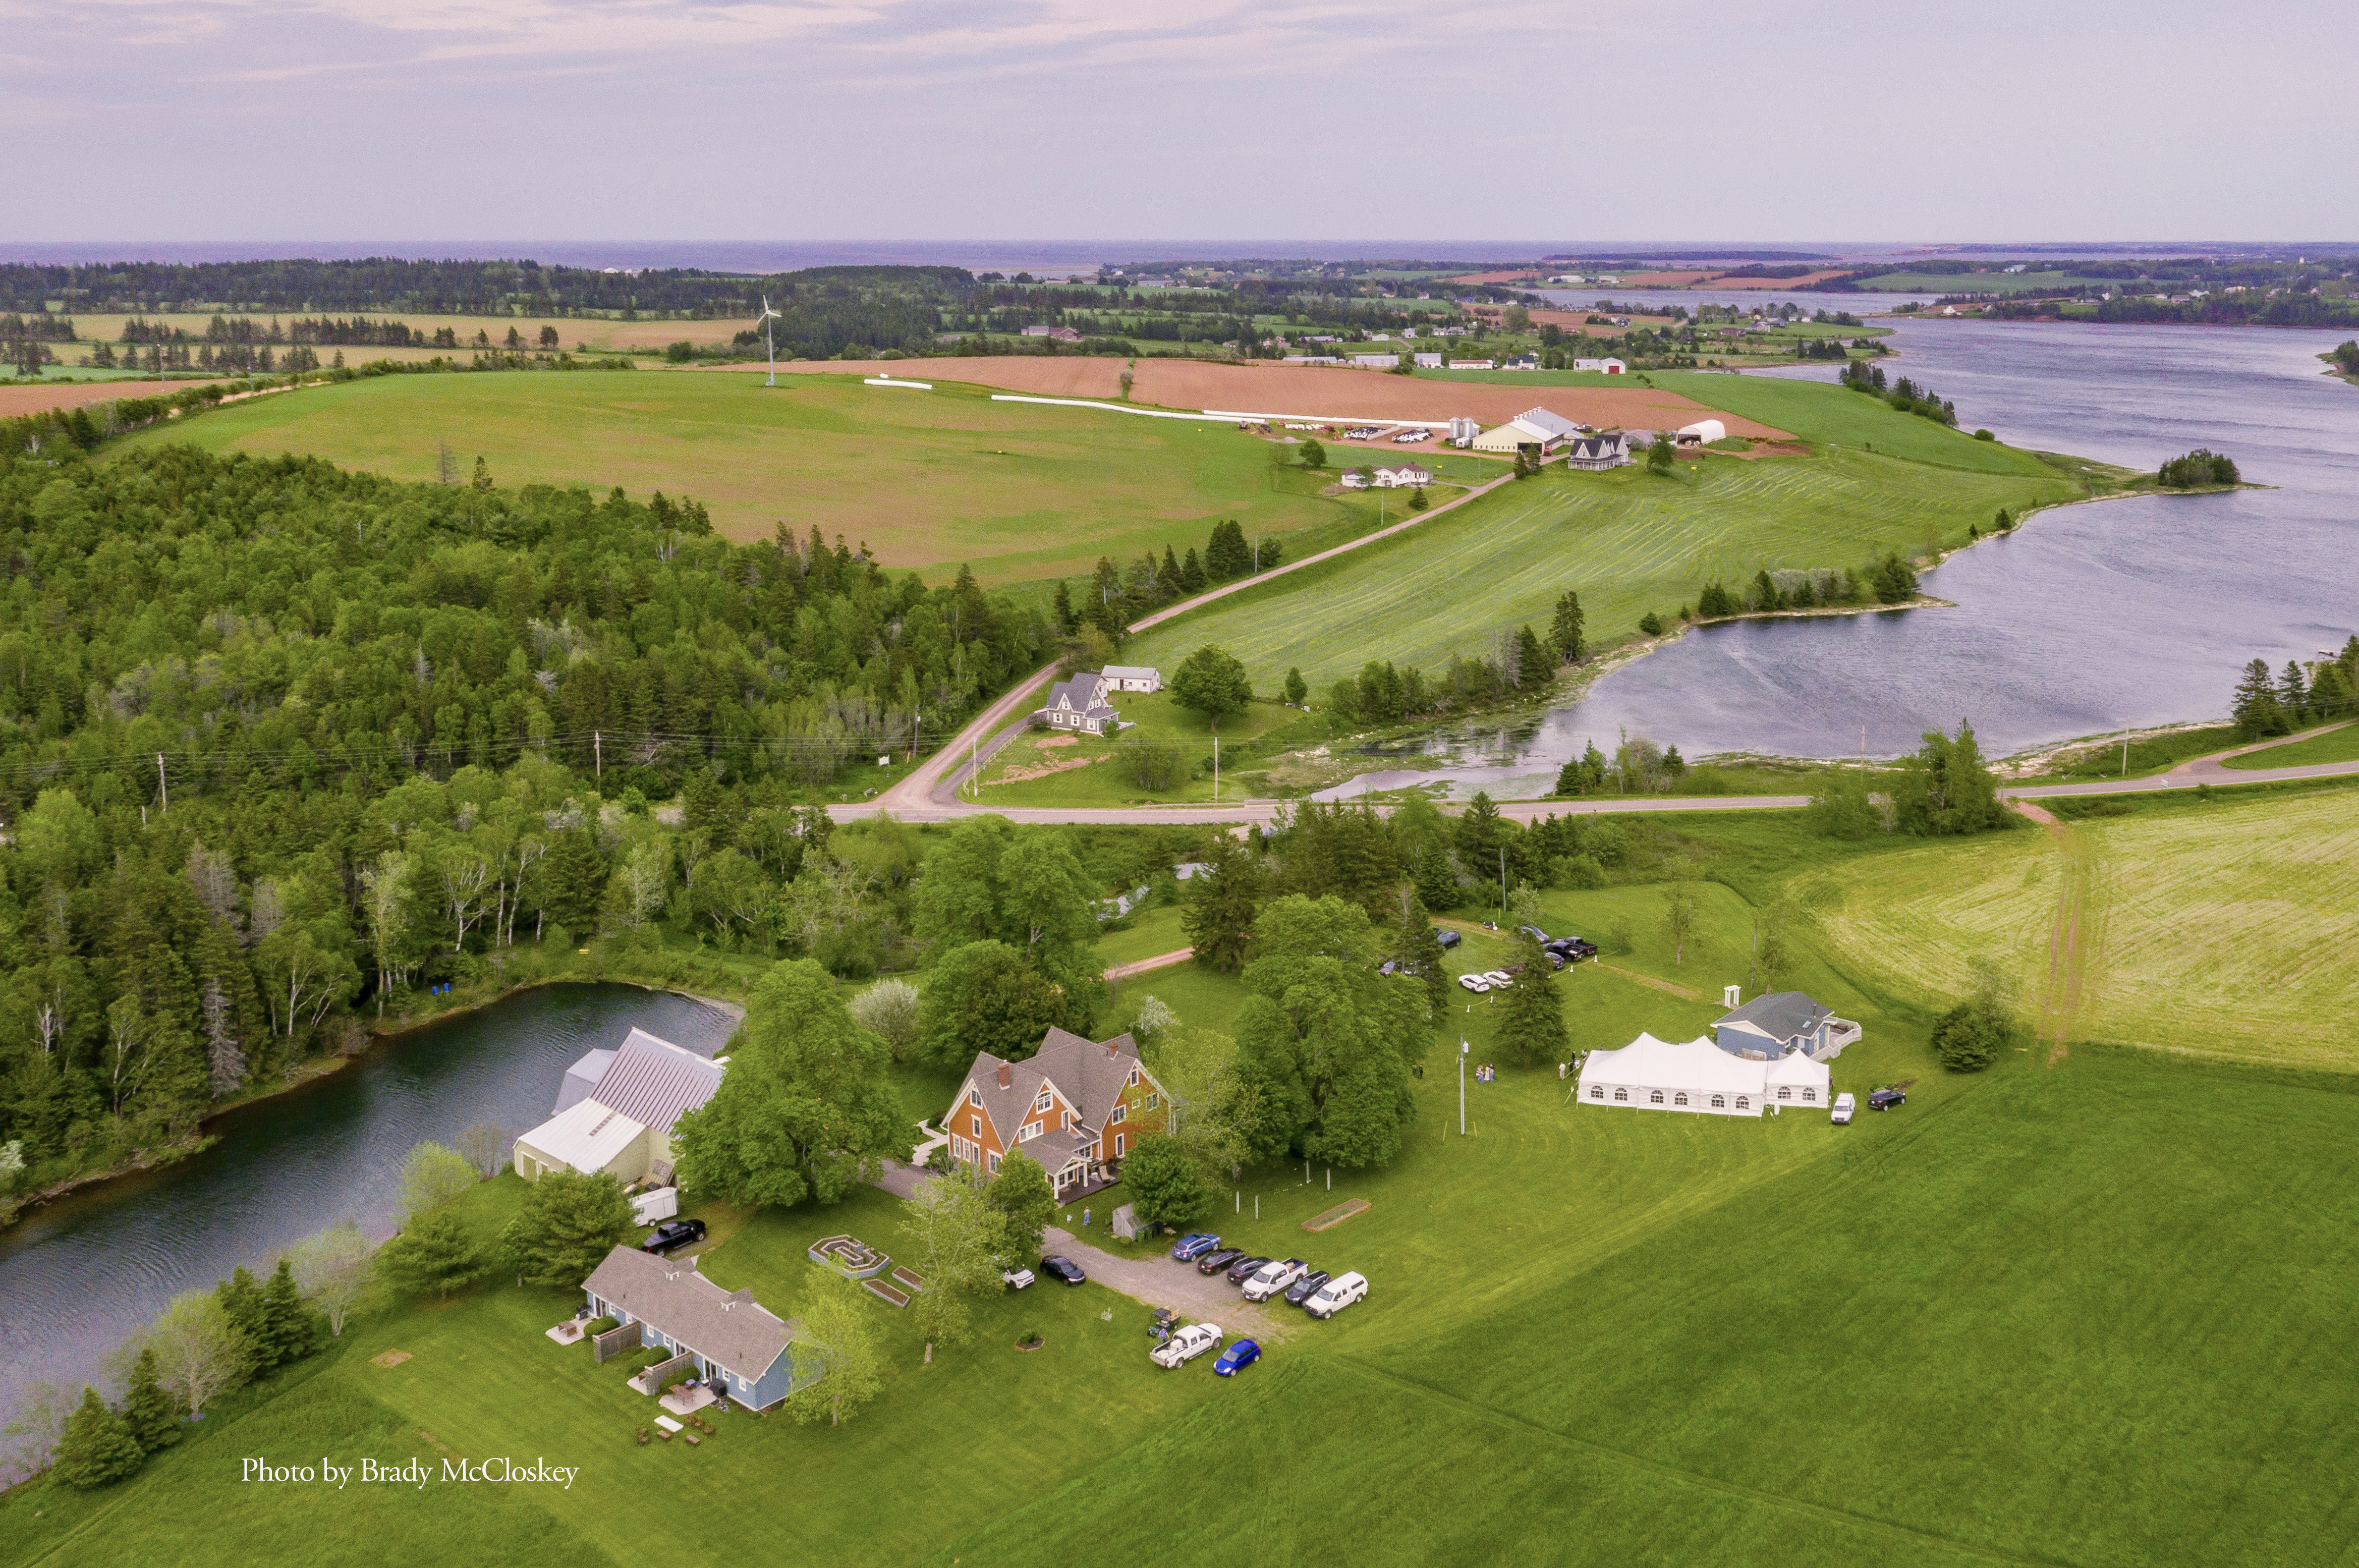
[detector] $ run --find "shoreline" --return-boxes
[1,972,749,1228]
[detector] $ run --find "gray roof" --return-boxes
[953,1027,1151,1166]
[1514,406,1583,438]
[1041,675,1115,718]
[1102,665,1159,681]
[580,1246,801,1382]
[587,1029,722,1136]
[1714,991,1833,1050]
[555,1048,615,1115]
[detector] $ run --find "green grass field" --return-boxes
[2222,721,2359,768]
[107,372,1410,585]
[13,802,2359,1565]
[1121,436,2081,692]
[974,691,1319,807]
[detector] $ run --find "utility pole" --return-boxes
[1459,1039,1470,1134]
[2120,737,2129,778]
[1499,847,1507,920]
[156,752,167,811]
[1213,735,1219,804]
[593,730,602,783]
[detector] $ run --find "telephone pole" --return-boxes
[156,752,167,811]
[593,730,602,783]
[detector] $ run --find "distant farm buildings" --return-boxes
[1573,357,1627,374]
[1021,324,1083,342]
[1100,665,1162,693]
[1413,353,1443,368]
[1675,419,1728,446]
[1446,416,1481,447]
[1351,353,1401,369]
[1472,406,1584,455]
[1371,464,1432,488]
[1448,359,1496,370]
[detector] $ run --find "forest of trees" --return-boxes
[0,444,1053,1196]
[2230,642,2359,738]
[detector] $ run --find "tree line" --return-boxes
[2230,641,2359,738]
[1841,360,1958,425]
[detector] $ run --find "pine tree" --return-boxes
[1495,934,1570,1068]
[216,1266,269,1368]
[378,1205,486,1298]
[2229,657,2287,739]
[52,1388,144,1489]
[1548,590,1586,663]
[122,1347,180,1453]
[260,1258,313,1366]
[1394,892,1449,1015]
[1754,569,1782,611]
[1180,834,1262,973]
[1178,547,1207,594]
[1051,579,1076,633]
[2279,660,2309,724]
[1283,667,1308,705]
[1512,626,1550,689]
[1414,838,1459,913]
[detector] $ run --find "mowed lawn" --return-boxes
[2222,720,2359,769]
[1124,434,2080,691]
[974,691,1318,808]
[1807,787,2359,1070]
[107,371,1384,584]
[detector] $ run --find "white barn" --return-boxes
[1101,665,1161,693]
[1577,1032,1831,1118]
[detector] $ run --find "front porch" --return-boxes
[1051,1164,1122,1203]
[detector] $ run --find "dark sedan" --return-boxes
[1225,1254,1273,1285]
[1282,1268,1332,1307]
[1039,1254,1087,1286]
[641,1218,706,1255]
[1196,1247,1247,1276]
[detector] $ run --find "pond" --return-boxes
[0,984,736,1445]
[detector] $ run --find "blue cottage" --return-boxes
[582,1246,818,1412]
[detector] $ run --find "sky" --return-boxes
[6,0,2354,249]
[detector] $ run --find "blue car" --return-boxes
[1213,1339,1261,1377]
[1169,1233,1222,1262]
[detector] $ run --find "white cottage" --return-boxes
[1101,665,1161,693]
[1576,1032,1830,1118]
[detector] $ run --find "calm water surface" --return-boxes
[1327,320,2358,798]
[0,985,734,1439]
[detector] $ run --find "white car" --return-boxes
[1830,1093,1856,1126]
[1457,974,1490,993]
[1482,970,1514,987]
[1150,1322,1222,1368]
[1241,1258,1307,1302]
[1001,1266,1035,1290]
[1304,1272,1368,1319]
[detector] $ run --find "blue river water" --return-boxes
[1327,318,2358,799]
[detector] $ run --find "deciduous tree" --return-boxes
[145,1289,250,1418]
[399,1140,478,1218]
[986,1148,1055,1264]
[499,1168,638,1284]
[378,1205,486,1298]
[784,1269,883,1428]
[1168,645,1253,731]
[1119,1135,1212,1229]
[288,1221,375,1337]
[897,1165,1004,1351]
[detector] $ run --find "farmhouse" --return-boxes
[1713,989,1860,1060]
[1562,431,1631,471]
[1101,664,1161,693]
[581,1246,818,1412]
[1573,357,1627,374]
[944,1027,1170,1199]
[1471,406,1584,454]
[1020,324,1082,342]
[1577,1032,1831,1117]
[513,1029,723,1184]
[1503,354,1541,370]
[1371,464,1432,488]
[1033,671,1120,735]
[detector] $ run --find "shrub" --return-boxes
[1638,612,1665,636]
[1930,1002,2003,1072]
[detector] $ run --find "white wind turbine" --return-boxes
[754,296,782,386]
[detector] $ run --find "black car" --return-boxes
[1434,927,1462,949]
[1226,1254,1273,1285]
[1546,937,1597,962]
[1282,1268,1332,1307]
[1196,1247,1247,1276]
[1868,1088,1906,1111]
[1040,1254,1087,1286]
[642,1218,706,1255]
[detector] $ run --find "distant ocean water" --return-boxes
[0,241,1714,276]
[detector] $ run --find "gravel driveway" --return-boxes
[1040,1227,1295,1342]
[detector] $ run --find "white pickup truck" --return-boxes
[1150,1323,1223,1369]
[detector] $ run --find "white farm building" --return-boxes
[1577,1033,1830,1118]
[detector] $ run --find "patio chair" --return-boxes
[636,1426,648,1446]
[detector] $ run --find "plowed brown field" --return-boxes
[0,380,186,417]
[705,357,1126,398]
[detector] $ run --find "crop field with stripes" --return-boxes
[1125,442,2081,690]
[1804,788,2359,1069]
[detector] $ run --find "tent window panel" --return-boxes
[1736,1097,1749,1109]
[1649,1090,1663,1104]
[1776,1088,1791,1101]
[1710,1095,1725,1108]
[1674,1093,1689,1106]
[1804,1089,1817,1101]
[1612,1088,1626,1101]
[1591,1087,1605,1100]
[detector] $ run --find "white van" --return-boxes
[1830,1092,1856,1126]
[1303,1272,1368,1319]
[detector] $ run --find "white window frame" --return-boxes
[1110,1102,1127,1125]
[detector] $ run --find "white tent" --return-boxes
[1577,1032,1831,1118]
[1763,1051,1832,1110]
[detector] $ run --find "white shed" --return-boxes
[1676,419,1728,445]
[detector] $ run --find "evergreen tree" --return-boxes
[51,1388,143,1489]
[1754,569,1782,611]
[378,1205,486,1298]
[1283,667,1308,705]
[1394,891,1450,1016]
[1930,1003,2002,1072]
[1413,837,1459,913]
[1891,721,2008,835]
[259,1259,313,1367]
[216,1266,269,1368]
[2229,657,2287,739]
[1873,553,1919,603]
[1178,547,1207,594]
[1548,590,1586,663]
[1495,933,1570,1068]
[1511,626,1550,689]
[499,1167,638,1284]
[121,1347,181,1453]
[1181,834,1262,973]
[1051,578,1076,633]
[2279,660,2309,723]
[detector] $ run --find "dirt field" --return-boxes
[712,357,1784,438]
[705,357,1127,398]
[1611,270,1721,287]
[0,380,188,417]
[1710,269,1860,291]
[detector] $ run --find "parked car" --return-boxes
[1868,1088,1906,1111]
[1378,960,1398,976]
[641,1218,706,1255]
[1039,1254,1087,1286]
[1482,970,1514,987]
[1242,1258,1307,1302]
[1457,974,1490,993]
[1547,937,1597,961]
[1002,1265,1036,1290]
[1213,1338,1262,1377]
[1283,1268,1332,1307]
[1434,928,1463,949]
[1225,1255,1273,1285]
[1304,1272,1368,1319]
[1169,1233,1222,1262]
[1150,1322,1223,1369]
[1518,925,1551,944]
[1196,1247,1246,1276]
[1831,1092,1857,1125]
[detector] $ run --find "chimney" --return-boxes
[1106,1041,1119,1058]
[996,1061,1011,1089]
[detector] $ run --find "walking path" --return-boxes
[1104,947,1194,981]
[2163,720,2352,783]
